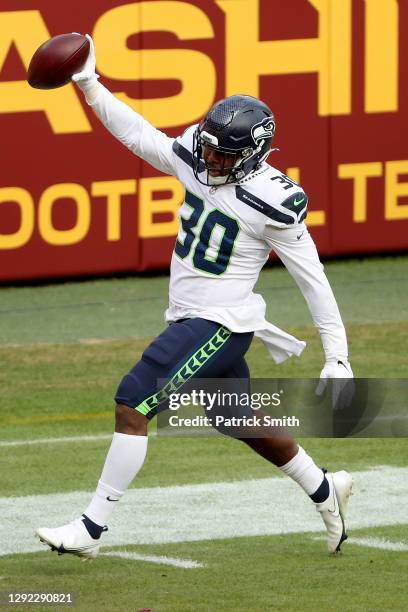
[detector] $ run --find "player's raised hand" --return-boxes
[71,34,99,89]
[316,359,355,410]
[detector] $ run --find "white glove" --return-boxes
[316,359,355,410]
[71,34,99,94]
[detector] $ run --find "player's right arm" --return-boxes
[71,35,177,177]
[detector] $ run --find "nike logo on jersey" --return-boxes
[294,196,305,206]
[106,496,119,502]
[296,231,305,240]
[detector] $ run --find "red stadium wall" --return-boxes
[1,0,407,281]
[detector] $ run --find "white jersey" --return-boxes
[88,84,348,364]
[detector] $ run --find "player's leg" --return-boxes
[37,321,201,558]
[243,434,352,552]
[220,358,323,481]
[36,392,151,558]
[36,318,253,559]
[221,359,353,553]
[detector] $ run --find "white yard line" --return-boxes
[312,535,408,551]
[0,434,112,448]
[101,551,205,568]
[348,537,408,551]
[0,466,407,557]
[0,432,156,448]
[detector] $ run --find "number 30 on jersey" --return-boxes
[175,191,240,275]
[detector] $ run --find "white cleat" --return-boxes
[36,518,105,560]
[316,470,353,554]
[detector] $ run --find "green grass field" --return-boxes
[1,256,407,611]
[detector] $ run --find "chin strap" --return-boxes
[208,174,229,186]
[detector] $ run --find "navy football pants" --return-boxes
[115,318,253,420]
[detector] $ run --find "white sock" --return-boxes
[84,432,148,526]
[279,446,324,495]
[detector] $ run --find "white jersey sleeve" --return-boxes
[87,83,177,176]
[264,224,349,362]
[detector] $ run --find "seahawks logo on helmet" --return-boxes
[251,118,276,145]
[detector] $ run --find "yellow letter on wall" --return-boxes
[338,162,383,222]
[93,1,216,128]
[139,176,183,238]
[365,0,399,113]
[39,183,91,245]
[0,11,91,133]
[0,187,34,249]
[92,180,137,241]
[218,0,351,116]
[385,161,408,221]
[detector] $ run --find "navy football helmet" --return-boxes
[193,94,276,186]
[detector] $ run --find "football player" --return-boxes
[36,36,353,559]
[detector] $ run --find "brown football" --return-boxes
[27,33,90,90]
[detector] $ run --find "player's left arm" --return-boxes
[264,223,353,381]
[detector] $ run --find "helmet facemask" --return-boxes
[194,130,243,186]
